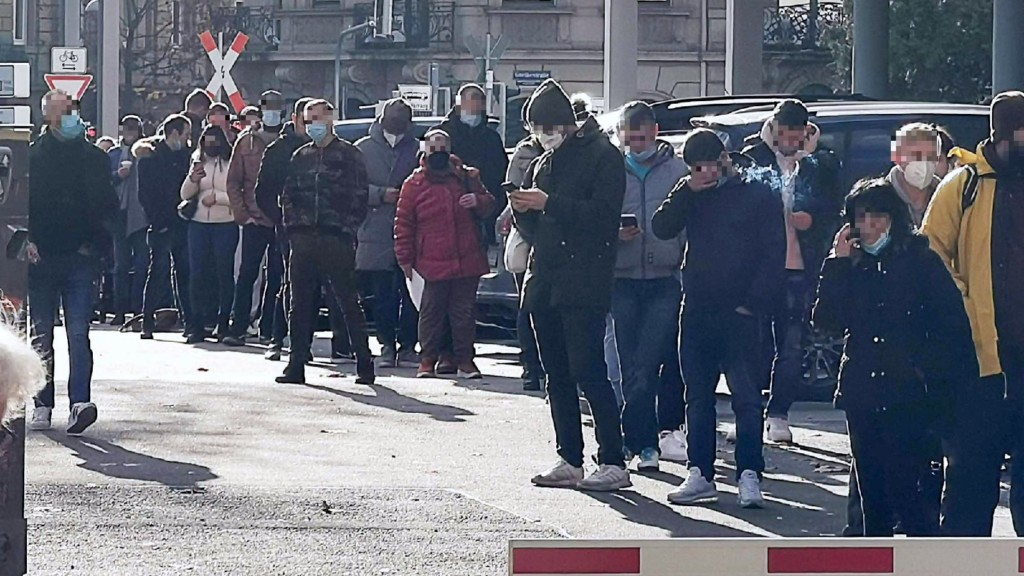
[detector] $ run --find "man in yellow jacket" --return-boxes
[922,91,1024,537]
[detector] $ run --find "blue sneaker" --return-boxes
[638,447,659,472]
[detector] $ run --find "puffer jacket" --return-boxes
[180,156,234,224]
[394,156,495,282]
[507,137,543,188]
[616,141,688,280]
[354,121,420,271]
[226,127,276,227]
[280,137,368,238]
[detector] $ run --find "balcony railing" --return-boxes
[764,2,844,51]
[211,6,281,53]
[351,1,455,51]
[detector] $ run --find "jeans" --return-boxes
[419,277,479,363]
[766,271,814,418]
[188,222,239,335]
[532,306,625,468]
[29,253,98,409]
[514,273,545,385]
[112,226,149,315]
[659,301,686,432]
[682,306,765,481]
[143,225,192,333]
[604,314,623,406]
[364,268,418,352]
[229,224,281,338]
[612,277,683,454]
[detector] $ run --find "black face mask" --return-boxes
[1009,141,1024,164]
[206,145,224,159]
[427,151,451,171]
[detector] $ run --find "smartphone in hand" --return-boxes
[620,214,639,229]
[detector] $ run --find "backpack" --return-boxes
[960,164,996,213]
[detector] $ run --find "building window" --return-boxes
[13,0,26,45]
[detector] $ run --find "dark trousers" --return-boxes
[419,277,478,363]
[286,233,370,373]
[766,271,814,418]
[532,306,624,468]
[29,253,98,409]
[187,222,239,335]
[846,405,936,536]
[612,277,682,454]
[365,269,417,352]
[942,350,1024,536]
[143,226,191,332]
[658,306,686,433]
[682,307,765,481]
[229,224,281,338]
[514,273,545,385]
[112,226,148,315]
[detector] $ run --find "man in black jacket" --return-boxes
[742,99,841,443]
[26,90,118,435]
[512,79,629,492]
[136,114,193,339]
[652,129,786,508]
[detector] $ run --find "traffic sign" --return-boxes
[51,47,87,74]
[397,84,433,113]
[200,30,248,113]
[43,74,93,101]
[513,70,551,88]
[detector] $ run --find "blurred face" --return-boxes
[774,123,807,156]
[208,110,228,128]
[689,154,729,189]
[98,140,114,152]
[44,93,73,128]
[619,120,658,156]
[893,134,940,169]
[121,125,140,145]
[243,113,261,130]
[460,89,486,116]
[203,134,220,155]
[381,106,412,136]
[425,133,450,155]
[853,209,892,246]
[304,104,333,126]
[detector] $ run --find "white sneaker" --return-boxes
[725,425,737,443]
[766,416,793,443]
[66,402,98,436]
[667,467,718,505]
[29,407,52,431]
[659,430,689,464]
[578,465,632,492]
[531,459,584,489]
[737,469,765,509]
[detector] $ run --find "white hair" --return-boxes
[0,323,44,424]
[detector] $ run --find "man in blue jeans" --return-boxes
[27,90,118,435]
[612,101,687,472]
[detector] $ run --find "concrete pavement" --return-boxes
[25,327,1016,574]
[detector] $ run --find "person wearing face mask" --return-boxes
[206,102,237,145]
[887,123,950,229]
[108,115,149,326]
[134,114,195,341]
[355,98,421,369]
[276,99,375,386]
[741,99,841,445]
[394,129,494,380]
[222,91,286,347]
[651,129,786,508]
[815,179,975,537]
[510,78,629,492]
[25,90,118,436]
[922,90,1024,536]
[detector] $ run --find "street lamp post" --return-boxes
[334,21,376,118]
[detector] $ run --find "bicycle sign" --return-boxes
[50,47,87,74]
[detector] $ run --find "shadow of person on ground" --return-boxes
[582,490,759,538]
[301,382,475,423]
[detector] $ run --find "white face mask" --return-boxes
[902,160,937,189]
[383,130,400,148]
[537,132,566,152]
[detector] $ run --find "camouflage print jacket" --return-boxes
[280,137,369,238]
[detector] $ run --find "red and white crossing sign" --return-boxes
[199,30,248,113]
[43,74,93,101]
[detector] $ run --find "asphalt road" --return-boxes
[25,327,1017,575]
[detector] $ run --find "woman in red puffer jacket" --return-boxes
[395,129,495,380]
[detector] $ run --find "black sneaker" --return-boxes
[186,333,206,344]
[275,369,305,384]
[67,402,98,436]
[356,358,376,385]
[140,331,154,340]
[221,336,246,347]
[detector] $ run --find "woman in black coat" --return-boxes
[813,177,977,537]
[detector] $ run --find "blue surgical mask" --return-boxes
[307,122,329,144]
[262,110,282,127]
[460,111,482,128]
[167,138,184,152]
[861,230,892,256]
[58,114,85,139]
[626,147,657,163]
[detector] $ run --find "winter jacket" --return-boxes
[28,130,118,258]
[615,141,688,280]
[432,106,509,201]
[512,116,626,311]
[181,156,235,224]
[136,137,192,232]
[922,141,1019,378]
[812,235,978,413]
[280,136,368,239]
[507,137,543,188]
[651,171,786,316]
[743,122,842,280]
[254,122,309,228]
[226,127,276,227]
[395,156,495,282]
[354,121,420,271]
[109,141,148,236]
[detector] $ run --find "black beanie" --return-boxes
[773,99,809,128]
[526,79,576,128]
[991,91,1024,141]
[682,128,726,166]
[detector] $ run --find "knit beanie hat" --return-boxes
[990,90,1024,141]
[526,79,576,128]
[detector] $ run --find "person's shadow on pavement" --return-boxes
[301,382,475,423]
[43,432,217,489]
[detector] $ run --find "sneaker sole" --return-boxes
[416,373,435,379]
[459,372,482,380]
[531,477,583,489]
[739,497,765,509]
[660,453,689,464]
[28,422,52,431]
[577,478,633,492]
[668,491,719,505]
[66,405,97,436]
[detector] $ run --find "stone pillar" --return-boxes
[725,0,768,95]
[603,0,637,110]
[64,0,81,46]
[98,0,118,136]
[993,0,1024,95]
[852,0,888,99]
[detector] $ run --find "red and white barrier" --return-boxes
[199,30,249,113]
[509,539,1024,576]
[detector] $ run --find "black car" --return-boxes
[333,116,501,143]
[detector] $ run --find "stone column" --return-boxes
[852,0,889,98]
[725,0,769,95]
[603,0,638,110]
[993,0,1024,95]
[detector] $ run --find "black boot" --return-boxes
[276,364,305,384]
[355,357,375,385]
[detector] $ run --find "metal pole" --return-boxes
[993,0,1024,95]
[334,21,374,112]
[485,33,493,116]
[64,0,82,46]
[217,32,224,103]
[805,0,819,49]
[603,0,638,110]
[429,62,439,115]
[93,0,119,136]
[852,0,889,99]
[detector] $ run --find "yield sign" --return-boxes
[43,74,93,101]
[200,30,248,113]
